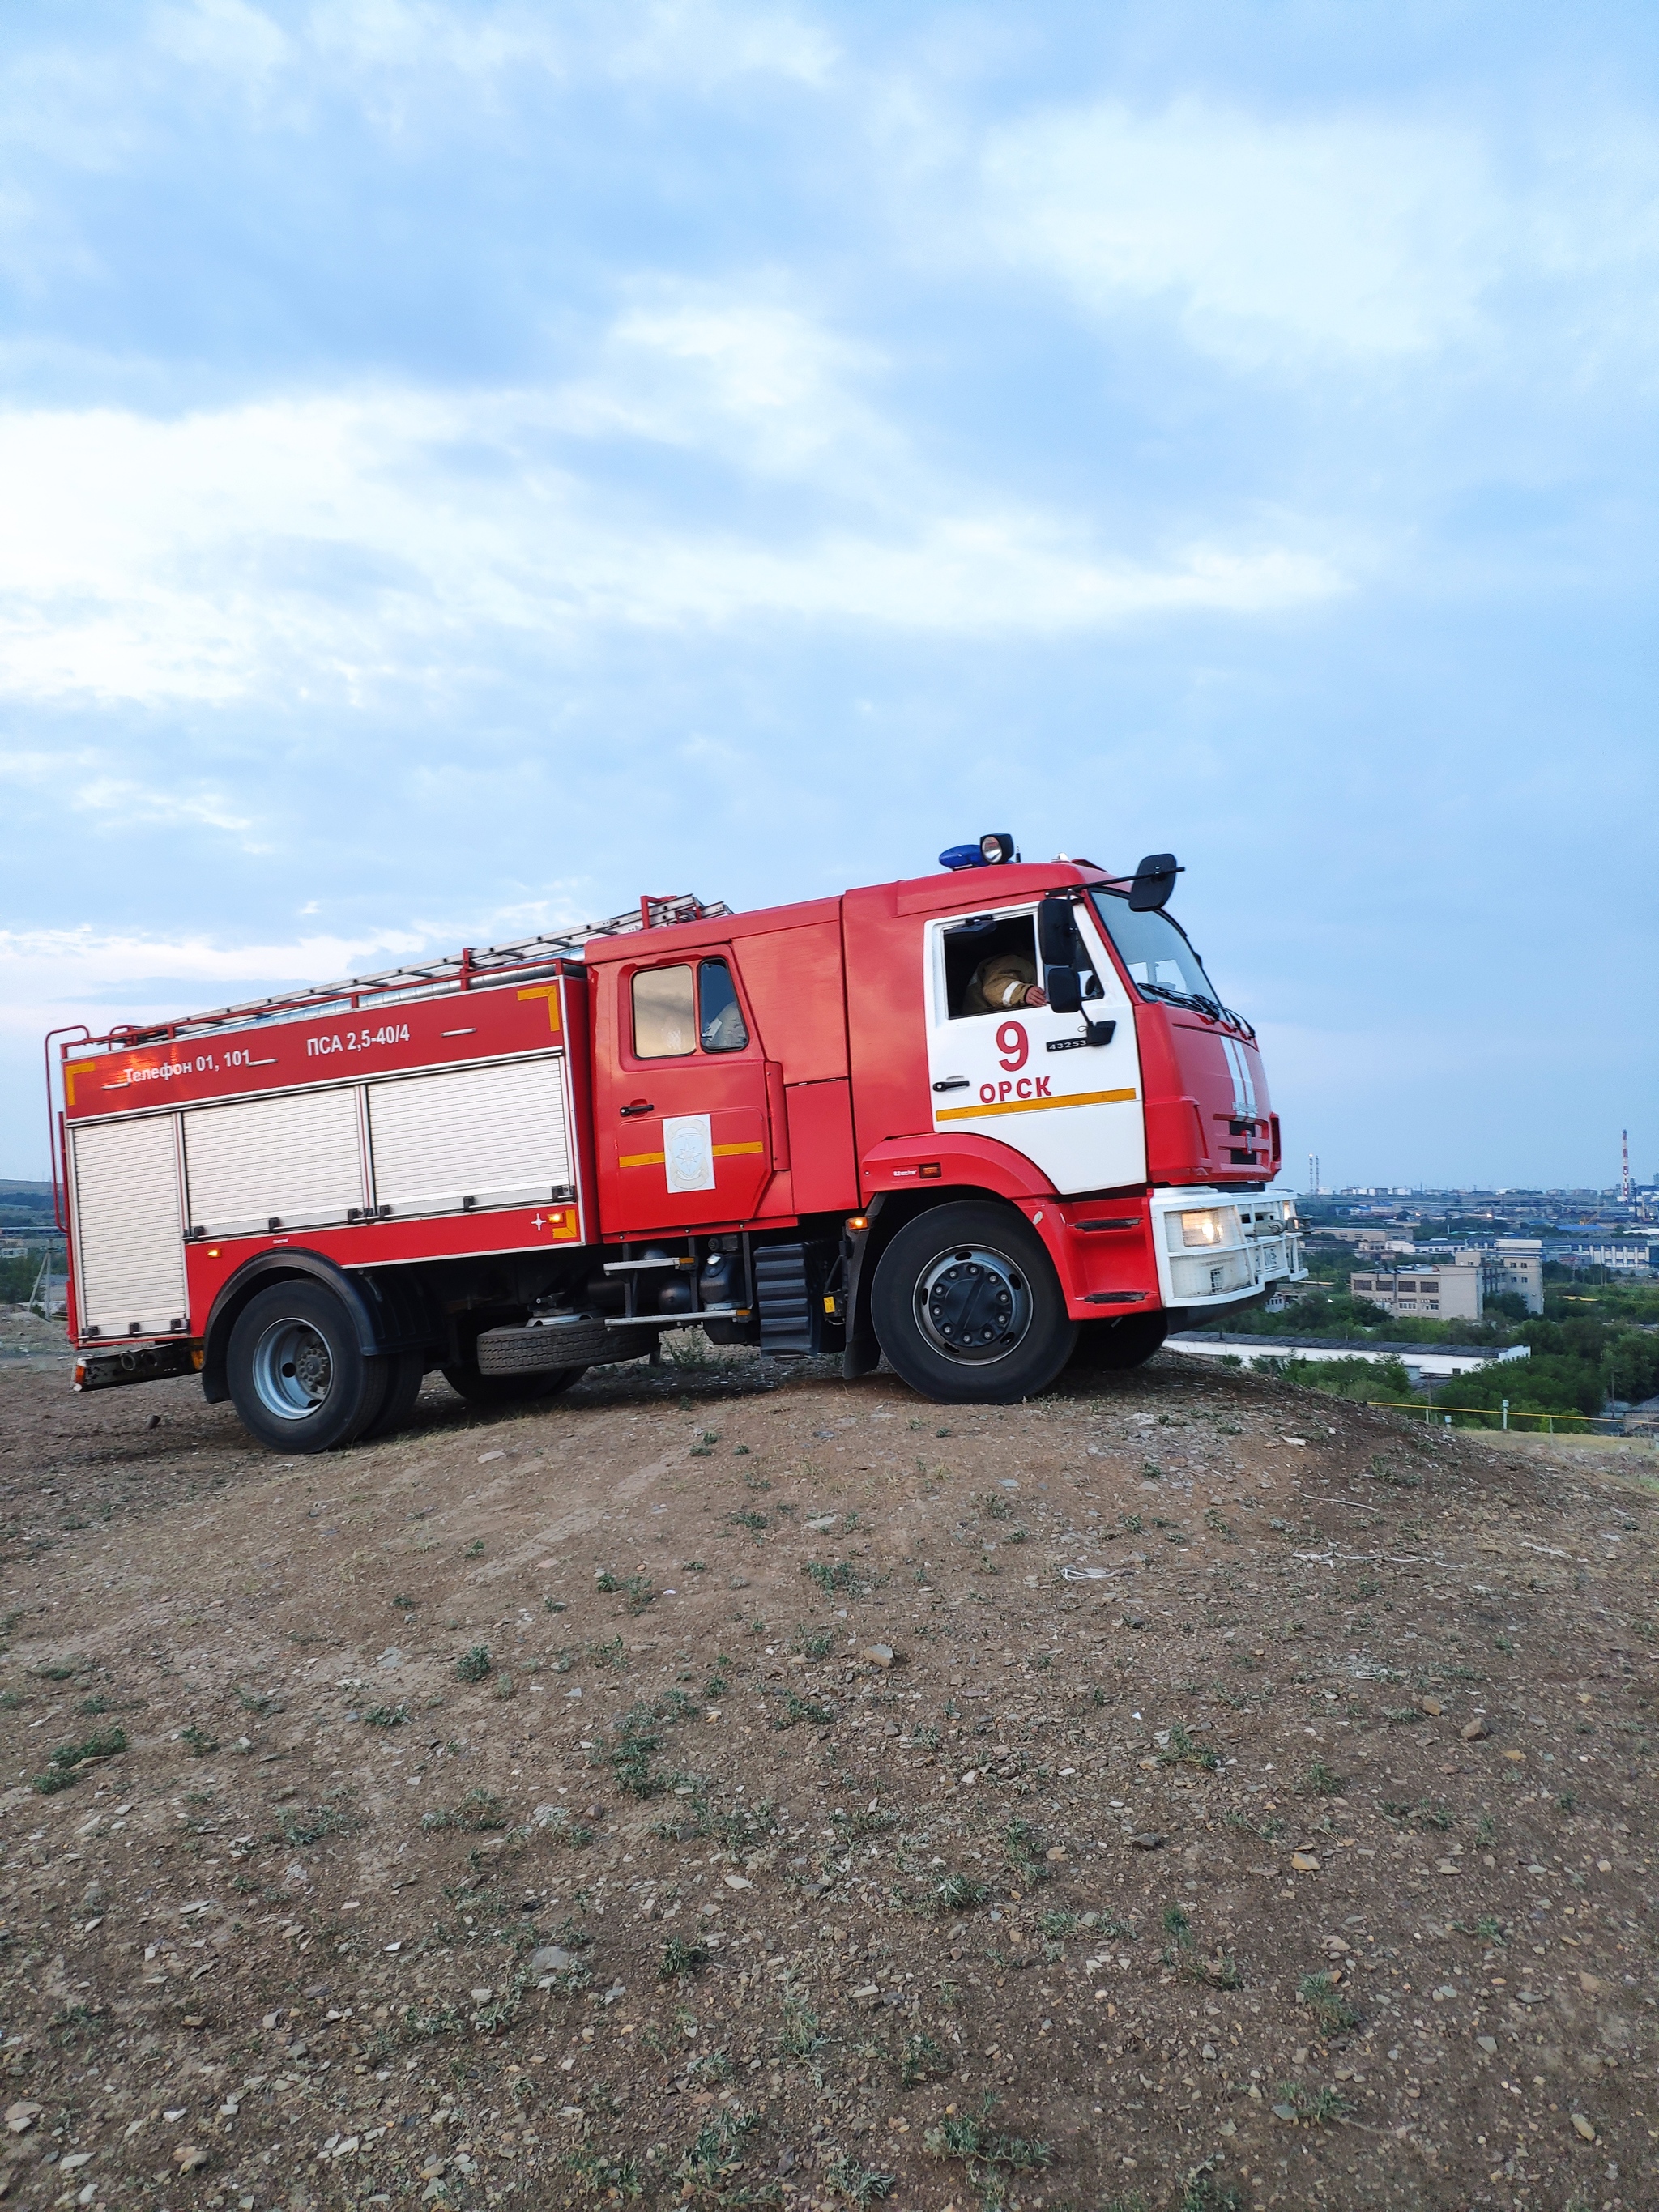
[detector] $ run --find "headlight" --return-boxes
[1173,1207,1239,1250]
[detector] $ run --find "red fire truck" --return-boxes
[47,837,1303,1451]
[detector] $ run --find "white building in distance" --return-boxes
[1349,1239,1545,1321]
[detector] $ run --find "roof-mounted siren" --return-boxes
[1127,852,1182,911]
[939,832,1017,872]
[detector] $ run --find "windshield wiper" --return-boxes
[1136,981,1211,1013]
[1137,979,1254,1035]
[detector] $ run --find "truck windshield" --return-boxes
[1089,891,1220,1013]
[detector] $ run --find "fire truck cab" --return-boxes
[50,842,1303,1451]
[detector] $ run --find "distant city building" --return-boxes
[1491,1239,1545,1312]
[1350,1266,1485,1322]
[1558,1241,1658,1276]
[1316,1228,1418,1259]
[1350,1237,1545,1315]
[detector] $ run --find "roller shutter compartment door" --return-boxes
[183,1086,365,1236]
[369,1056,571,1216]
[71,1114,186,1337]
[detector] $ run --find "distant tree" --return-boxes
[1440,1353,1603,1424]
[1278,1355,1411,1403]
[0,1253,43,1303]
[1367,1312,1454,1344]
[1602,1328,1659,1407]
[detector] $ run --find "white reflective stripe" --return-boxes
[1220,1035,1257,1119]
[1220,1037,1245,1118]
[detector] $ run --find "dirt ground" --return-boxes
[0,1311,1656,2212]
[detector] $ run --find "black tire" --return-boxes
[440,1362,587,1408]
[358,1350,429,1440]
[870,1201,1076,1405]
[1067,1312,1169,1371]
[226,1281,390,1454]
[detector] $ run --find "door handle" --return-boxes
[619,1102,655,1117]
[932,1076,970,1092]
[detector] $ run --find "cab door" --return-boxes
[595,952,774,1234]
[923,902,1145,1193]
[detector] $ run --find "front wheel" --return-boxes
[226,1281,389,1453]
[871,1201,1076,1405]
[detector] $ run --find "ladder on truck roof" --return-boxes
[100,893,734,1049]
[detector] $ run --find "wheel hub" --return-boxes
[915,1245,1032,1365]
[250,1318,335,1420]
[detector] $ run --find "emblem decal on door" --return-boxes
[662,1114,717,1193]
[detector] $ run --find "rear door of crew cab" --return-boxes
[594,952,774,1234]
[923,901,1145,1193]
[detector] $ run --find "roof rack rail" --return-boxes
[98,893,733,1050]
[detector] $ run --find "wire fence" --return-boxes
[1363,1396,1631,1436]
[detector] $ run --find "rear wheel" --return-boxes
[1068,1312,1168,1370]
[359,1349,429,1440]
[227,1281,389,1453]
[871,1201,1075,1405]
[441,1360,586,1407]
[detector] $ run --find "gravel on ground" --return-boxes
[0,1322,1655,2212]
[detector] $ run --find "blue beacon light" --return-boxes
[939,833,1017,871]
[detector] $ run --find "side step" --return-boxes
[754,1243,812,1355]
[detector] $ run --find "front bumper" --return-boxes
[1149,1189,1304,1313]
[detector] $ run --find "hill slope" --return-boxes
[0,1345,1653,2209]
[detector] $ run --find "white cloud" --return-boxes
[983,98,1504,364]
[0,748,259,840]
[603,0,836,90]
[552,291,892,483]
[0,359,1342,705]
[70,778,256,837]
[148,0,834,107]
[155,0,292,82]
[0,923,437,1070]
[0,888,610,1042]
[0,923,429,998]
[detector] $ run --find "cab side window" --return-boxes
[941,914,1040,1019]
[698,959,749,1052]
[632,958,751,1057]
[633,965,697,1057]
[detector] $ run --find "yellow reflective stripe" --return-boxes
[517,983,562,1032]
[935,1086,1137,1123]
[618,1140,763,1169]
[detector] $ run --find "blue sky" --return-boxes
[2,0,1655,1191]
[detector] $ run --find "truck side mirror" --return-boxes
[1036,894,1077,966]
[1045,965,1083,1013]
[1128,853,1180,911]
